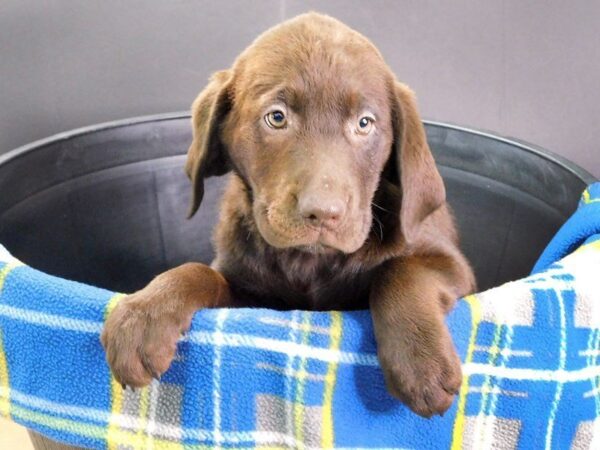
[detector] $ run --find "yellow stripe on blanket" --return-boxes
[103,293,127,450]
[294,312,312,447]
[582,188,600,204]
[0,329,10,418]
[574,239,600,255]
[0,261,23,418]
[451,294,482,450]
[321,311,343,449]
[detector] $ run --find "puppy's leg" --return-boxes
[100,263,232,387]
[370,255,472,417]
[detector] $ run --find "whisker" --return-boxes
[372,215,384,242]
[371,201,391,214]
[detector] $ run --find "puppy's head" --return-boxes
[186,13,444,253]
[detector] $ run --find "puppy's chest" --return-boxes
[271,255,372,310]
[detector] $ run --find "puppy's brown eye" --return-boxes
[357,116,374,134]
[265,110,287,129]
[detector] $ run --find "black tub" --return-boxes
[0,113,595,293]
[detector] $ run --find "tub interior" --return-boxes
[0,115,592,293]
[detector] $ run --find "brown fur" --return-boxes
[101,12,476,418]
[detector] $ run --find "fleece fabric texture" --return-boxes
[533,182,600,273]
[0,182,599,449]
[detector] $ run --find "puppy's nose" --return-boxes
[298,193,347,229]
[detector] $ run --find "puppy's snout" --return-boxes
[298,192,347,229]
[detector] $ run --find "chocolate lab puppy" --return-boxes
[101,12,475,418]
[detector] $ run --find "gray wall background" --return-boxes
[1,1,599,177]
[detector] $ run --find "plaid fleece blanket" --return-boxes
[1,183,600,449]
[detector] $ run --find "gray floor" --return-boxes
[1,1,599,177]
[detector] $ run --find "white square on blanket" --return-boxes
[0,244,20,265]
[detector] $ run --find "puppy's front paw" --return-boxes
[379,329,462,418]
[100,291,193,388]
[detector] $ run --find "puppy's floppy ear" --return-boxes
[391,82,445,242]
[185,70,233,218]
